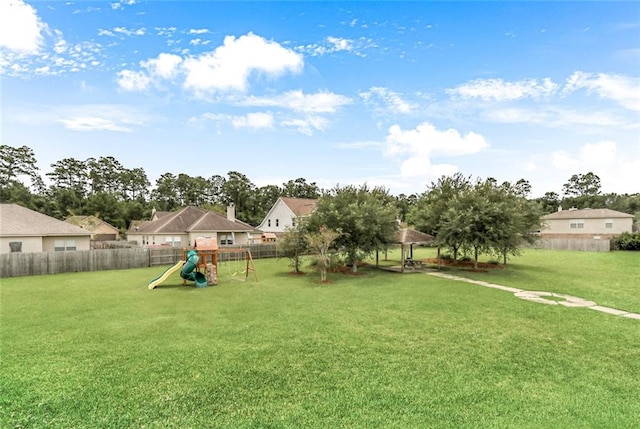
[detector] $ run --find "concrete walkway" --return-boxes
[427,271,640,320]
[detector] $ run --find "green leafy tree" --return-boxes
[307,184,399,273]
[277,220,308,273]
[282,178,321,199]
[306,227,341,282]
[408,173,472,264]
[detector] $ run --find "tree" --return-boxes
[282,178,321,199]
[120,167,150,201]
[47,158,90,198]
[395,193,418,224]
[536,191,561,214]
[221,171,259,225]
[562,172,602,197]
[408,173,472,265]
[306,227,341,282]
[561,172,605,209]
[0,145,44,191]
[151,173,179,211]
[307,184,399,273]
[277,220,308,273]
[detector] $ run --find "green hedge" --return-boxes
[612,232,640,251]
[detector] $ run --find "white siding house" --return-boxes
[257,197,317,234]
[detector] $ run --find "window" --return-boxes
[220,234,234,245]
[268,219,271,227]
[605,219,613,229]
[569,219,584,229]
[276,219,279,227]
[54,240,76,251]
[9,242,22,253]
[292,218,296,227]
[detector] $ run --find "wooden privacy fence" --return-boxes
[528,238,611,252]
[0,244,279,278]
[0,248,150,278]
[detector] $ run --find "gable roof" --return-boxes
[396,228,435,244]
[280,197,317,217]
[0,204,92,237]
[543,208,633,220]
[65,215,118,232]
[129,206,254,234]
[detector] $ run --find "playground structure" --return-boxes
[148,238,258,290]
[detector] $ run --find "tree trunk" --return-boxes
[474,246,478,271]
[503,249,507,265]
[437,246,441,270]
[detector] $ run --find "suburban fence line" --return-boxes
[0,244,278,278]
[527,238,611,252]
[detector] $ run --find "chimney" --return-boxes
[557,206,562,212]
[227,203,235,222]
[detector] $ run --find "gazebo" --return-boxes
[376,228,435,273]
[396,228,435,272]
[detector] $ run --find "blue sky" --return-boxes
[2,0,639,197]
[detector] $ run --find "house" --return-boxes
[127,205,259,248]
[0,203,92,254]
[541,208,633,239]
[257,197,317,236]
[64,215,120,241]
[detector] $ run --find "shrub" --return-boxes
[612,232,640,251]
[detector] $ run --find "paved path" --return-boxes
[427,272,640,320]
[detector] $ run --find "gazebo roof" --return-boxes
[396,228,434,244]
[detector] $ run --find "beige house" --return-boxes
[257,197,317,236]
[127,205,259,248]
[0,203,91,254]
[65,215,120,241]
[541,208,633,239]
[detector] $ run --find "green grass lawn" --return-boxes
[1,250,639,428]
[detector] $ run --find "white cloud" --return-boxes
[117,69,150,91]
[240,90,352,113]
[57,116,132,132]
[141,53,182,80]
[231,112,274,129]
[189,28,209,35]
[113,26,146,36]
[563,71,640,112]
[182,32,303,94]
[447,78,558,101]
[359,86,417,114]
[297,36,374,57]
[486,107,630,128]
[384,122,489,178]
[281,116,328,136]
[550,140,640,194]
[0,0,48,54]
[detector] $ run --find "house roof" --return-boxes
[543,208,633,220]
[0,204,92,237]
[396,228,435,244]
[65,215,118,232]
[280,197,317,217]
[129,206,255,234]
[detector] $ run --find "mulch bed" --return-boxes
[423,258,504,270]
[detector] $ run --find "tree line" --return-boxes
[1,145,639,239]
